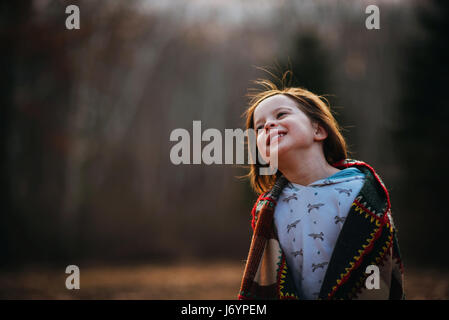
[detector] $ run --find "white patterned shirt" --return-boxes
[273,167,366,299]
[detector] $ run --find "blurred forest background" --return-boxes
[1,0,448,299]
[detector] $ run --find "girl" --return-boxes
[238,78,405,300]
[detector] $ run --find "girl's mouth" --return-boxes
[267,131,286,146]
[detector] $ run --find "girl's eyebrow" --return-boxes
[254,106,293,127]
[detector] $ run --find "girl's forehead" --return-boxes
[253,94,299,120]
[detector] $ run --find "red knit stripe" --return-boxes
[276,254,286,299]
[353,199,382,221]
[251,194,276,231]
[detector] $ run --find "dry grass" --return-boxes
[404,267,449,300]
[0,261,448,299]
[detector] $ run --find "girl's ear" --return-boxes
[313,122,328,141]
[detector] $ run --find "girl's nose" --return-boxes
[264,119,277,132]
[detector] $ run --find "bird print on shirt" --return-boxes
[274,169,366,300]
[308,232,324,241]
[334,216,345,224]
[291,249,303,257]
[335,187,352,196]
[287,219,301,233]
[283,194,298,203]
[312,262,329,272]
[307,203,324,213]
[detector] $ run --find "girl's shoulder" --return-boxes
[332,159,383,183]
[335,158,392,213]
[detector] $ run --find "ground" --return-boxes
[0,261,448,299]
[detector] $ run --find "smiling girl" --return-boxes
[238,77,405,300]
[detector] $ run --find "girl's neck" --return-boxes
[278,145,340,187]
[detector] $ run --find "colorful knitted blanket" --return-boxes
[238,159,405,300]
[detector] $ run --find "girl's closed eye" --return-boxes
[255,112,288,130]
[277,111,287,118]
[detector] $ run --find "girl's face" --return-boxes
[253,94,325,163]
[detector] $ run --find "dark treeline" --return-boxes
[393,0,449,267]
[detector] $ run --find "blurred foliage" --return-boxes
[0,0,447,272]
[393,0,449,267]
[289,33,333,95]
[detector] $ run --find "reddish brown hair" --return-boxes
[242,76,348,194]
